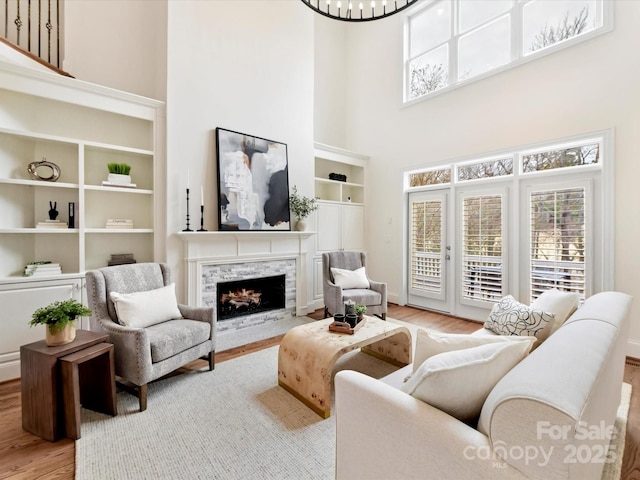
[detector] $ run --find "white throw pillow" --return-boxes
[412,329,536,373]
[530,288,579,335]
[484,295,555,343]
[330,266,370,289]
[400,340,531,421]
[110,283,182,328]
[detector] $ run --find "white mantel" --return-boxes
[178,231,315,316]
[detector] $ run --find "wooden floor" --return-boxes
[0,304,638,479]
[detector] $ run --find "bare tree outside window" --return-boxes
[523,143,599,173]
[410,64,448,99]
[529,6,591,53]
[409,168,451,187]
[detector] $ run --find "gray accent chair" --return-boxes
[85,262,215,411]
[322,251,387,320]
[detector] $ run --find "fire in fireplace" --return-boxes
[217,274,286,321]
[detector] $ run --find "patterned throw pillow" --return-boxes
[485,295,555,342]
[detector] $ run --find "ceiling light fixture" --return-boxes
[300,0,419,22]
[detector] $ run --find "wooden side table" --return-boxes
[20,330,117,441]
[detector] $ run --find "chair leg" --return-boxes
[138,384,148,412]
[324,307,329,318]
[382,313,386,320]
[208,350,215,371]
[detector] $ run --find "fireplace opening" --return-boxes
[217,274,286,321]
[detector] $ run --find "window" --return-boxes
[529,187,586,299]
[405,0,608,102]
[410,197,444,296]
[462,194,504,302]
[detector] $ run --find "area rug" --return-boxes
[75,345,399,479]
[76,320,631,480]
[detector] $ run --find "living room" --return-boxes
[1,0,639,478]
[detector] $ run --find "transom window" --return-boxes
[405,0,608,102]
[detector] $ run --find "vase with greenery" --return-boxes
[289,185,318,231]
[107,162,132,185]
[30,299,92,346]
[355,303,367,322]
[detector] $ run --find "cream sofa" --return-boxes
[335,291,632,480]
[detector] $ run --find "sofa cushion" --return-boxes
[146,319,211,363]
[484,295,555,343]
[331,266,370,289]
[109,283,182,328]
[400,340,531,421]
[530,288,579,335]
[412,329,536,373]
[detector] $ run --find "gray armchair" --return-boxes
[85,263,215,411]
[322,251,387,320]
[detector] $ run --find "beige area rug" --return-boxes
[75,319,631,480]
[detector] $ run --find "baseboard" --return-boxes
[626,339,640,360]
[0,360,20,383]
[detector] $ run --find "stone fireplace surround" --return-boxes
[179,231,314,335]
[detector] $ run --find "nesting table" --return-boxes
[278,316,412,418]
[20,330,117,441]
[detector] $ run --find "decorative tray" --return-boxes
[329,318,366,335]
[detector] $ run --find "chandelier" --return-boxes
[300,0,419,22]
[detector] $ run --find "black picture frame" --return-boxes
[215,128,291,231]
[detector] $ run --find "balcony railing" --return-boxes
[1,0,64,71]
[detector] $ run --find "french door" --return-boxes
[407,190,451,313]
[407,187,506,317]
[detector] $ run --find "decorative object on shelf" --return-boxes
[108,253,136,266]
[198,185,207,231]
[300,0,418,22]
[216,127,291,231]
[105,162,133,186]
[289,185,318,231]
[27,158,61,182]
[355,303,367,322]
[48,201,59,220]
[329,172,347,182]
[23,261,62,277]
[105,219,133,229]
[182,187,193,232]
[29,299,92,346]
[68,202,75,228]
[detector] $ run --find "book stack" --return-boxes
[102,181,137,188]
[23,262,62,277]
[36,220,67,229]
[105,219,134,229]
[108,253,136,266]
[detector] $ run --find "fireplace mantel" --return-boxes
[178,231,315,316]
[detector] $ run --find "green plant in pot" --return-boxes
[355,303,367,322]
[289,185,318,231]
[30,299,92,346]
[107,162,132,185]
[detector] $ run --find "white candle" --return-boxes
[201,186,204,206]
[187,170,190,190]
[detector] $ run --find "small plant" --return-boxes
[30,299,92,334]
[289,185,318,220]
[355,304,367,317]
[107,163,131,175]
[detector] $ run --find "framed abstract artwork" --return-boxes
[215,128,291,231]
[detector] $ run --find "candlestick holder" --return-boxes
[182,188,193,232]
[198,205,207,231]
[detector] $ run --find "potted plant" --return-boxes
[29,299,92,346]
[355,304,367,322]
[289,185,318,231]
[107,162,132,185]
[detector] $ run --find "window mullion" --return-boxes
[449,0,459,85]
[511,1,522,62]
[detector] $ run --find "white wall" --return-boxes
[63,0,167,101]
[331,1,640,355]
[313,16,348,147]
[165,0,315,300]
